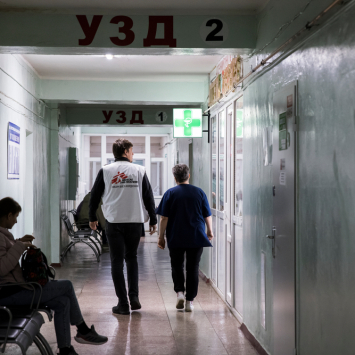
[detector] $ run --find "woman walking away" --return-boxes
[0,197,108,355]
[156,164,214,312]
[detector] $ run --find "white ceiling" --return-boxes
[0,0,269,15]
[22,54,223,81]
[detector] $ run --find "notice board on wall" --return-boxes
[8,122,20,179]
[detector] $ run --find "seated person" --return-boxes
[76,192,107,245]
[0,197,108,355]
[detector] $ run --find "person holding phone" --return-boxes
[0,197,108,355]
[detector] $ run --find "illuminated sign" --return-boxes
[173,109,202,138]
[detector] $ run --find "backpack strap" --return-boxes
[20,250,27,266]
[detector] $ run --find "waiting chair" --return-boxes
[0,283,53,355]
[69,209,103,254]
[60,214,101,262]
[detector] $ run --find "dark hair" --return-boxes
[0,197,22,218]
[112,138,133,159]
[172,164,190,183]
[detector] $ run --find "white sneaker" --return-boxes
[176,292,185,309]
[185,301,194,312]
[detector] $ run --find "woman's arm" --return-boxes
[158,216,168,250]
[205,216,214,241]
[0,236,27,277]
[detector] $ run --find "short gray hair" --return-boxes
[172,164,190,183]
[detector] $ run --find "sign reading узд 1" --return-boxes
[173,109,202,138]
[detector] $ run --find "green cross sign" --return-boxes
[173,109,202,137]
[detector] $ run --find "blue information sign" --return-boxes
[8,122,20,179]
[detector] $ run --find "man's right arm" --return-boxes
[89,169,105,225]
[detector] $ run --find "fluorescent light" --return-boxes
[105,54,113,60]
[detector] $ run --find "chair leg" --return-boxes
[88,236,102,256]
[81,240,100,262]
[36,333,54,355]
[33,336,48,355]
[93,233,103,254]
[61,241,78,261]
[92,231,103,254]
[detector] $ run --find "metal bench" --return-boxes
[61,214,101,262]
[68,209,103,253]
[0,283,53,355]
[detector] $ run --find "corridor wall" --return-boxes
[242,3,355,355]
[57,108,81,251]
[0,54,54,262]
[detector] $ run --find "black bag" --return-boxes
[21,248,55,286]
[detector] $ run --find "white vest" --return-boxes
[101,161,149,223]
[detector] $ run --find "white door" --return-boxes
[211,115,218,284]
[232,96,244,316]
[216,110,226,295]
[226,104,233,306]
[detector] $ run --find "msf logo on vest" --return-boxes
[112,172,128,185]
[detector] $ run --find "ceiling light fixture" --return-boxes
[105,54,113,60]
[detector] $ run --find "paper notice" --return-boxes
[279,172,286,185]
[280,158,286,171]
[279,158,286,185]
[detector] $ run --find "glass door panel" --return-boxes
[226,104,233,306]
[217,110,226,295]
[211,116,217,209]
[106,136,146,154]
[151,161,164,196]
[219,112,225,211]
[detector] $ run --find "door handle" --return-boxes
[266,227,276,258]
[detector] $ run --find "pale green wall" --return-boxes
[57,108,82,252]
[0,54,54,262]
[242,2,355,355]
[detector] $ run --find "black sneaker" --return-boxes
[57,345,78,355]
[130,296,141,310]
[74,325,108,345]
[112,303,130,315]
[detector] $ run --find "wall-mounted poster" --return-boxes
[8,122,20,179]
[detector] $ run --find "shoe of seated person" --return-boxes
[130,296,141,310]
[185,301,194,312]
[112,303,130,315]
[57,345,79,355]
[74,325,108,345]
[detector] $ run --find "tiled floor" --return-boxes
[5,238,259,355]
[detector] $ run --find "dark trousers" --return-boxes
[169,247,203,301]
[101,229,107,244]
[106,222,142,305]
[1,280,82,348]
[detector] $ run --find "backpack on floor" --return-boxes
[21,248,55,286]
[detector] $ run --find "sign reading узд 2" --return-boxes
[173,109,202,138]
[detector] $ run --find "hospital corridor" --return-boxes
[0,0,355,355]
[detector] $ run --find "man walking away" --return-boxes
[89,138,157,315]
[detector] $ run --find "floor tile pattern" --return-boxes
[4,238,259,355]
